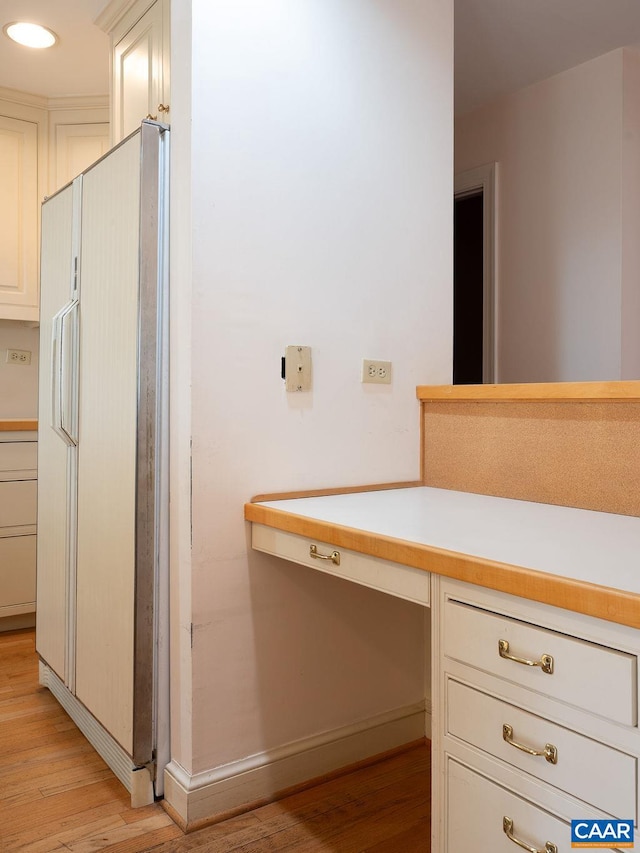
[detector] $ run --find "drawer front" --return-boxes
[0,441,37,477]
[447,759,621,853]
[444,599,636,725]
[447,679,636,819]
[0,536,36,608]
[252,524,430,606]
[0,480,37,529]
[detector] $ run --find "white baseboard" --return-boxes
[39,662,154,807]
[165,700,430,830]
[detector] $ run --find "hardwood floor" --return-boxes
[0,629,430,852]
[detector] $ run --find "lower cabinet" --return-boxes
[0,432,37,622]
[0,534,36,612]
[433,576,639,852]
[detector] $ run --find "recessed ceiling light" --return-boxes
[3,22,58,49]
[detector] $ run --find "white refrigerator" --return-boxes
[36,121,170,806]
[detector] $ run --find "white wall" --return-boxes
[0,321,39,417]
[170,0,453,789]
[456,49,640,382]
[621,49,640,379]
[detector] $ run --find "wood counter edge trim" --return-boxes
[250,481,423,503]
[0,419,38,431]
[416,381,640,402]
[244,504,640,630]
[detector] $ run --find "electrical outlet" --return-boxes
[6,349,32,365]
[362,359,392,385]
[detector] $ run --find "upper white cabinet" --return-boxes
[48,101,110,194]
[0,99,46,322]
[0,90,109,324]
[108,0,170,143]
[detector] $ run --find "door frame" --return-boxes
[454,162,497,383]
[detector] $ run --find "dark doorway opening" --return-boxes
[453,190,484,384]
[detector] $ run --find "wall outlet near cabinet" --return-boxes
[362,359,392,384]
[6,349,32,365]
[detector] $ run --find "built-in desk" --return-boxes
[245,381,640,852]
[247,485,640,628]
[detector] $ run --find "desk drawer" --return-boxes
[0,480,37,529]
[447,679,636,819]
[443,599,636,725]
[252,524,430,605]
[447,759,620,853]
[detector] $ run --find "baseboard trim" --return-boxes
[39,662,154,807]
[164,700,429,830]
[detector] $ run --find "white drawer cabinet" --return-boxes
[447,679,636,819]
[252,523,430,606]
[443,598,637,726]
[0,432,37,621]
[0,535,37,610]
[0,480,37,529]
[447,760,620,853]
[433,577,640,852]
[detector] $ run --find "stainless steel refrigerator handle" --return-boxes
[59,300,79,446]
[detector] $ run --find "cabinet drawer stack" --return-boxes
[0,431,37,622]
[433,577,640,853]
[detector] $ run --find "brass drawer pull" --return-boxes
[499,639,554,674]
[503,724,558,764]
[309,544,340,565]
[503,816,558,853]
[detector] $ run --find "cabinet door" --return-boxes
[112,0,170,142]
[53,123,110,193]
[0,114,39,321]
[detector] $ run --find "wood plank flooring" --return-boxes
[0,629,430,852]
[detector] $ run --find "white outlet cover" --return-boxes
[362,359,392,384]
[6,349,32,365]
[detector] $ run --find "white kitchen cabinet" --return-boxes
[110,0,170,143]
[0,431,38,624]
[48,101,110,195]
[432,576,640,852]
[0,104,46,322]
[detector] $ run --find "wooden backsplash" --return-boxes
[418,384,640,517]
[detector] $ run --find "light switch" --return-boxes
[284,346,312,392]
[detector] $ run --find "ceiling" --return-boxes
[0,0,109,98]
[455,0,640,115]
[1,1,640,109]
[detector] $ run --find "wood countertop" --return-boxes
[416,379,640,401]
[245,487,640,629]
[0,419,38,431]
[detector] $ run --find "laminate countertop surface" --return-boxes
[246,487,640,628]
[0,419,38,431]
